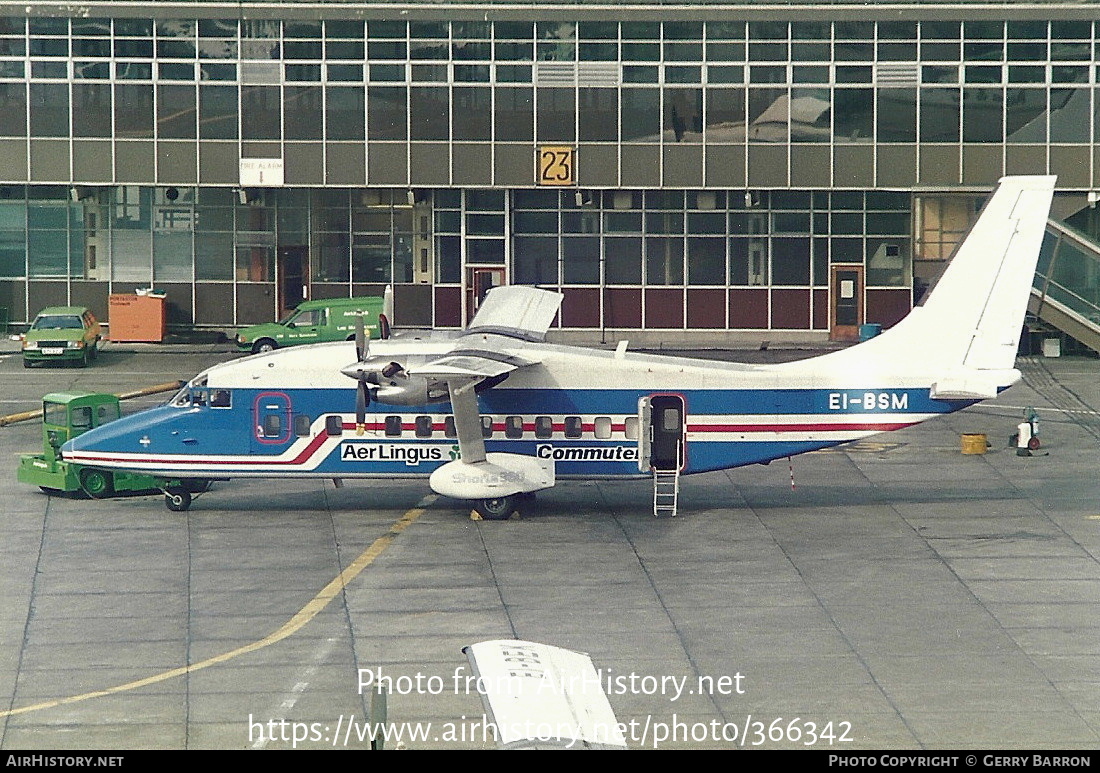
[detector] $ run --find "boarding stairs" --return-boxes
[652,454,681,517]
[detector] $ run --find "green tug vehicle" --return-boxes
[17,391,190,503]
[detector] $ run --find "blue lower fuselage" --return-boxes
[63,385,961,480]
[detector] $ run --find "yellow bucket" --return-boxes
[960,433,988,455]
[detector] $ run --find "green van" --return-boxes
[235,296,390,353]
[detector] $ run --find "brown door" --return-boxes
[465,266,506,323]
[830,264,863,342]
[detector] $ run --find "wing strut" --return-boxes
[447,378,486,465]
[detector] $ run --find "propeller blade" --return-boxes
[355,312,367,362]
[356,371,369,434]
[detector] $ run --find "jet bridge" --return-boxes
[1028,219,1100,355]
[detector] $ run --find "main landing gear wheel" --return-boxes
[80,468,114,499]
[164,485,192,512]
[473,495,519,521]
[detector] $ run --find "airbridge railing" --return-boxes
[1030,219,1100,352]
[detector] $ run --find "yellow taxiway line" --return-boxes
[0,497,432,718]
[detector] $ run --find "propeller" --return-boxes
[356,370,370,435]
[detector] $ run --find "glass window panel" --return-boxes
[578,88,617,142]
[453,88,491,141]
[664,89,699,141]
[645,236,684,285]
[368,87,407,140]
[199,85,237,139]
[410,87,449,141]
[285,41,323,59]
[194,230,232,279]
[27,227,69,277]
[325,86,364,141]
[621,88,660,142]
[154,230,193,282]
[963,88,1003,142]
[833,88,873,142]
[1050,89,1088,143]
[771,237,810,285]
[330,64,365,82]
[606,237,641,283]
[514,236,558,284]
[562,237,599,284]
[72,83,111,137]
[687,237,725,285]
[0,83,25,135]
[237,245,274,282]
[157,84,196,139]
[29,84,68,137]
[241,87,280,140]
[877,89,916,142]
[537,88,575,142]
[329,41,365,60]
[115,38,153,58]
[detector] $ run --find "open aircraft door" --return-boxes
[638,394,686,473]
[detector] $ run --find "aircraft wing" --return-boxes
[409,349,536,381]
[465,285,563,342]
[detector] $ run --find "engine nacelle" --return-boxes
[373,377,449,405]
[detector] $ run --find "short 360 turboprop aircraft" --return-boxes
[64,176,1055,518]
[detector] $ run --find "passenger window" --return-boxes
[444,416,457,438]
[325,415,343,436]
[594,417,612,439]
[505,416,524,438]
[415,415,433,438]
[662,408,680,431]
[294,415,312,437]
[534,416,553,439]
[385,416,402,437]
[480,415,494,438]
[263,414,282,437]
[72,407,92,430]
[211,390,231,408]
[624,416,639,440]
[564,416,583,438]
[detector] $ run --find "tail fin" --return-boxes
[794,175,1056,397]
[920,175,1055,372]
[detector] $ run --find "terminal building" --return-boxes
[1,1,1099,346]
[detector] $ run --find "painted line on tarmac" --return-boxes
[0,495,434,718]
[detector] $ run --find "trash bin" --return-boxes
[109,293,167,342]
[858,323,882,342]
[960,433,988,455]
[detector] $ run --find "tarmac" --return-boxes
[0,342,1098,750]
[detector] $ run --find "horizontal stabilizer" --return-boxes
[930,369,1020,401]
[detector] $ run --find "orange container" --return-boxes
[108,294,167,342]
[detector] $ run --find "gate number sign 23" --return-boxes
[538,146,575,186]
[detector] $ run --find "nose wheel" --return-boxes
[164,485,192,512]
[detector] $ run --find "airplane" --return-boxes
[61,175,1055,519]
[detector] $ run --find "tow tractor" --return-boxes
[17,391,210,511]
